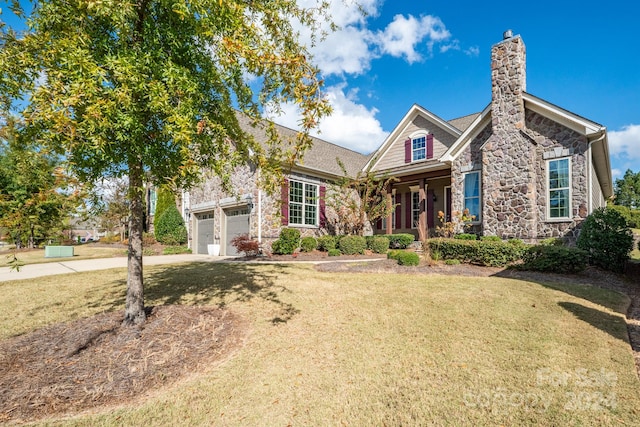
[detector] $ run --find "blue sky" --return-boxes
[3,0,639,181]
[272,0,640,182]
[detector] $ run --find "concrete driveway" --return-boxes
[0,254,221,282]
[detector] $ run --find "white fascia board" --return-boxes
[523,93,602,136]
[440,104,491,163]
[365,104,462,171]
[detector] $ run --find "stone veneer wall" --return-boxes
[189,165,339,254]
[451,123,491,235]
[482,34,539,241]
[527,110,589,242]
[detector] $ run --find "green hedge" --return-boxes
[520,245,588,274]
[154,205,187,245]
[426,238,524,267]
[339,235,367,255]
[384,233,415,249]
[272,228,301,255]
[387,249,420,266]
[317,235,337,251]
[454,233,477,240]
[328,248,341,256]
[369,236,390,254]
[300,236,317,252]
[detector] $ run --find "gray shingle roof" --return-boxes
[236,112,369,178]
[448,112,481,132]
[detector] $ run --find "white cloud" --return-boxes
[267,84,389,154]
[375,14,451,63]
[465,46,480,57]
[609,124,640,161]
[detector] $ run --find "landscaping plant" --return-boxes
[577,207,634,273]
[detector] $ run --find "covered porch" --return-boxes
[374,170,452,239]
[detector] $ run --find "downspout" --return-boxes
[588,130,607,211]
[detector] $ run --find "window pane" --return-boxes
[290,181,303,203]
[289,203,302,224]
[412,136,426,161]
[548,159,570,218]
[463,172,481,220]
[412,192,420,227]
[305,205,317,225]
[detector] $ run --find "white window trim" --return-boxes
[546,157,572,222]
[411,191,420,229]
[411,133,427,162]
[289,180,319,228]
[444,185,451,222]
[463,171,482,224]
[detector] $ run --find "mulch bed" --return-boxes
[0,305,247,424]
[1,257,638,424]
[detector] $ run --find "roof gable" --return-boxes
[365,104,462,172]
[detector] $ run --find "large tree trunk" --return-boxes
[123,159,146,326]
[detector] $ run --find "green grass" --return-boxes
[0,244,126,266]
[2,263,639,425]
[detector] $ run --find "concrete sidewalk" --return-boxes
[0,254,220,282]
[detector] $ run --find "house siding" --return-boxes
[374,115,457,171]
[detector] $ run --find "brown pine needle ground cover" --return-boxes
[0,261,639,425]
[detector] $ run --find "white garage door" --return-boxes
[225,208,250,256]
[196,212,215,255]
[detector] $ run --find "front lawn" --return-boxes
[0,244,126,266]
[1,263,638,425]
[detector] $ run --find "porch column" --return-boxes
[419,179,427,238]
[385,189,393,235]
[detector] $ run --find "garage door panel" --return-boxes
[225,208,250,256]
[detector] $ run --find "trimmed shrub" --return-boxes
[385,233,415,249]
[387,249,403,260]
[154,205,187,245]
[317,235,337,252]
[272,228,301,255]
[608,204,640,228]
[231,234,260,257]
[454,233,477,240]
[577,208,634,273]
[163,245,192,255]
[369,236,390,254]
[480,235,501,242]
[426,238,523,267]
[520,245,588,274]
[396,251,420,266]
[339,235,367,255]
[153,187,176,233]
[539,237,564,246]
[445,259,460,265]
[300,236,318,253]
[328,248,341,256]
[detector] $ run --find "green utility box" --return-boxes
[44,246,75,258]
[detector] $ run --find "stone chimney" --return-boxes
[491,31,526,131]
[482,32,537,241]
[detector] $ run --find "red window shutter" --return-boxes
[395,193,401,229]
[405,192,412,228]
[281,180,289,225]
[426,134,434,159]
[319,185,326,227]
[404,138,412,163]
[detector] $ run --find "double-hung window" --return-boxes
[412,136,426,161]
[289,180,318,226]
[547,158,571,219]
[411,191,420,228]
[463,171,481,221]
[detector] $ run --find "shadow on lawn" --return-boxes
[558,301,630,343]
[93,262,299,324]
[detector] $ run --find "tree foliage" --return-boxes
[1,0,332,325]
[326,158,398,236]
[0,123,83,248]
[154,204,187,245]
[614,169,640,209]
[576,207,634,273]
[93,177,130,241]
[153,186,175,234]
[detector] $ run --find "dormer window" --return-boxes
[404,133,434,163]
